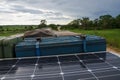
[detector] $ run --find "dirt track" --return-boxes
[107,46,120,55]
[54,30,80,36]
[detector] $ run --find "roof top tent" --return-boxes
[23,29,80,38]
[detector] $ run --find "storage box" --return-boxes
[0,37,5,58]
[15,35,106,58]
[39,36,106,56]
[3,36,23,58]
[15,41,36,57]
[40,36,83,56]
[85,35,106,52]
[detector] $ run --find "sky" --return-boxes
[0,0,120,25]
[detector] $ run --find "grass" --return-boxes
[0,31,25,36]
[70,29,120,49]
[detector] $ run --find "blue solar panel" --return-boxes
[0,52,120,80]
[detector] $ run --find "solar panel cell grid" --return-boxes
[0,52,120,80]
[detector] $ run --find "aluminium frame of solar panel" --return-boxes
[0,51,120,80]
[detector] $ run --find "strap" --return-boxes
[80,35,87,52]
[36,41,40,56]
[83,39,87,52]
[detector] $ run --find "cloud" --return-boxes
[0,10,14,13]
[0,0,120,25]
[10,5,43,14]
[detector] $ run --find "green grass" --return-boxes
[70,29,120,49]
[0,31,24,36]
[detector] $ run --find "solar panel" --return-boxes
[0,52,120,80]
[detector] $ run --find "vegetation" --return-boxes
[0,25,38,36]
[62,14,120,30]
[0,14,120,50]
[1,14,120,32]
[38,20,47,28]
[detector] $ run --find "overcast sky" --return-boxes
[0,0,120,25]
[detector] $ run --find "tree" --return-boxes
[80,17,91,29]
[99,14,114,29]
[68,18,94,29]
[0,26,4,31]
[38,20,47,28]
[28,26,33,30]
[48,24,57,30]
[93,19,100,29]
[68,19,81,29]
[25,26,28,30]
[116,14,120,28]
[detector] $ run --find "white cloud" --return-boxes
[0,0,120,25]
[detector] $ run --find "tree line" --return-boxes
[63,14,120,30]
[38,14,120,30]
[0,14,120,31]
